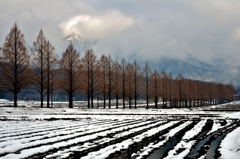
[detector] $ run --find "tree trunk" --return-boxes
[69,93,73,108]
[169,96,172,108]
[155,97,158,109]
[14,93,17,107]
[109,97,111,109]
[116,94,119,109]
[134,94,137,109]
[91,90,94,108]
[103,94,106,109]
[47,88,50,108]
[87,94,90,108]
[108,74,111,109]
[129,97,131,109]
[47,70,50,108]
[41,94,44,108]
[91,75,94,108]
[146,97,149,109]
[91,97,94,108]
[123,95,125,109]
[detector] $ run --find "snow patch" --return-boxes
[219,127,240,159]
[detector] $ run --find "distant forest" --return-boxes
[0,23,236,108]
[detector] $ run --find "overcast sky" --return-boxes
[0,0,240,63]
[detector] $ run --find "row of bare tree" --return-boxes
[0,23,236,108]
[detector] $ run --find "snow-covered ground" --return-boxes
[219,127,240,159]
[1,100,240,120]
[0,99,240,159]
[163,120,207,159]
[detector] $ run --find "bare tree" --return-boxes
[106,55,114,108]
[209,82,214,105]
[160,70,168,107]
[0,23,30,107]
[133,60,142,109]
[59,43,81,108]
[50,67,58,107]
[195,81,203,106]
[172,78,179,107]
[183,78,188,107]
[192,80,197,107]
[113,60,121,108]
[143,63,152,109]
[168,73,173,107]
[0,57,3,91]
[31,29,47,108]
[126,63,134,109]
[99,54,108,108]
[81,48,98,108]
[45,40,57,108]
[201,82,206,106]
[176,74,184,107]
[120,58,127,109]
[164,72,171,107]
[188,79,194,107]
[150,70,160,108]
[226,84,235,100]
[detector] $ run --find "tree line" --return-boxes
[0,23,236,108]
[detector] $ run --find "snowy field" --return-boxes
[1,100,240,159]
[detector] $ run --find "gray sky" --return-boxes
[0,0,240,63]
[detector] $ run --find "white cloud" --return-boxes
[59,11,134,40]
[193,0,240,23]
[1,0,240,63]
[0,0,96,55]
[232,28,240,41]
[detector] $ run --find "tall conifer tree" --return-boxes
[0,23,30,107]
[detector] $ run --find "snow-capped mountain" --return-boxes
[138,57,217,81]
[210,56,240,86]
[138,54,240,87]
[64,33,93,54]
[62,34,240,87]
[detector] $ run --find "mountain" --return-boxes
[210,56,240,86]
[138,56,217,81]
[138,54,240,87]
[63,34,240,87]
[64,33,93,54]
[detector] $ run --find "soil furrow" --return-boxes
[0,119,139,142]
[27,120,167,159]
[63,121,181,159]
[146,120,199,159]
[187,120,239,159]
[0,119,136,140]
[0,119,155,158]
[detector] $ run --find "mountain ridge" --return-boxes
[64,34,240,87]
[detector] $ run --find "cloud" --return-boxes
[193,0,240,23]
[1,0,240,63]
[89,0,240,62]
[0,0,95,55]
[232,28,240,41]
[59,11,134,40]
